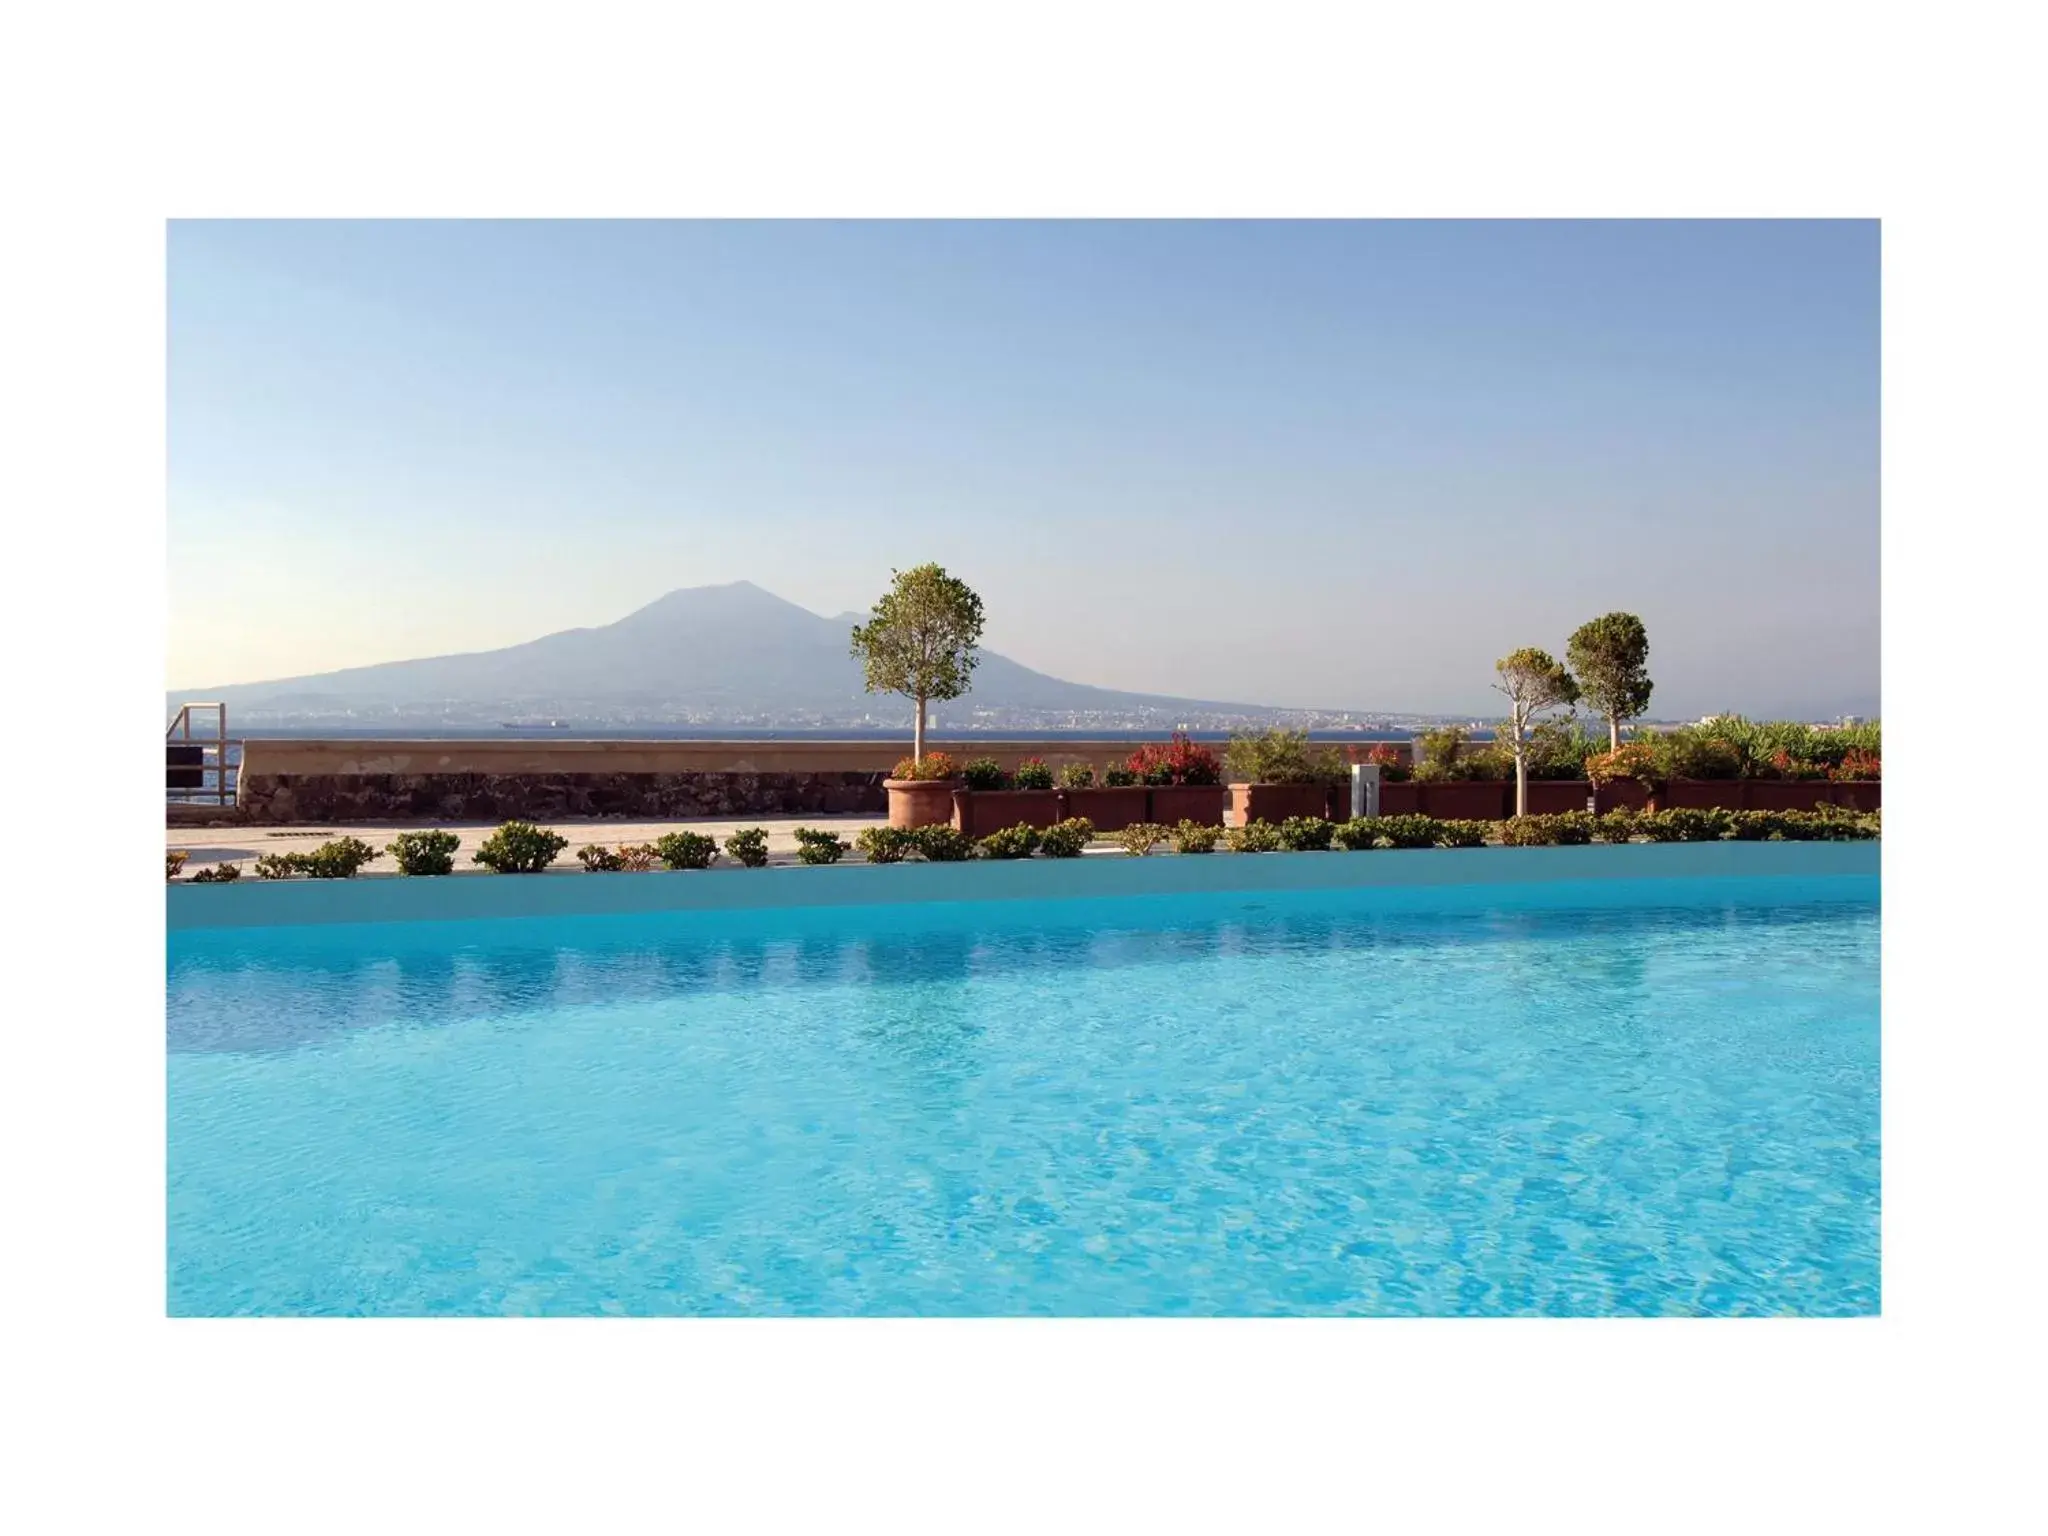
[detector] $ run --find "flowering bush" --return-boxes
[1830,749,1881,782]
[1057,762,1095,789]
[1765,749,1829,782]
[1585,742,1664,787]
[892,751,962,782]
[1011,758,1056,791]
[1126,732,1223,786]
[1349,742,1412,782]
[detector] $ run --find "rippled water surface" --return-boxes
[168,882,1879,1315]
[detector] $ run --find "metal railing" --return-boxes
[167,702,239,806]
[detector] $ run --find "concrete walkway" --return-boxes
[167,813,892,874]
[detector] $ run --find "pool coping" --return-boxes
[166,841,1879,930]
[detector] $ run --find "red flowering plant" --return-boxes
[1766,749,1829,782]
[891,750,961,782]
[1125,732,1223,786]
[1347,742,1412,782]
[1830,748,1881,782]
[1585,741,1665,788]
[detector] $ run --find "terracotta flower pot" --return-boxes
[1147,784,1229,827]
[952,788,1065,839]
[1061,785,1150,833]
[1416,780,1512,820]
[1522,780,1597,816]
[884,778,962,829]
[1664,779,1746,812]
[1592,779,1653,815]
[1231,782,1341,826]
[1826,780,1881,812]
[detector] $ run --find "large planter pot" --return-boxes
[1062,785,1150,833]
[1522,780,1596,816]
[1375,781,1421,816]
[1742,779,1833,813]
[1417,780,1511,820]
[1592,780,1653,815]
[884,778,963,829]
[1147,784,1230,827]
[1664,779,1746,812]
[1231,782,1341,826]
[952,788,1065,839]
[1826,780,1882,812]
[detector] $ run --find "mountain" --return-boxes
[169,581,1293,726]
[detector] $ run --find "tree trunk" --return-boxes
[914,696,926,764]
[1515,753,1528,817]
[1609,715,1621,753]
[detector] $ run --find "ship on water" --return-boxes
[500,719,568,729]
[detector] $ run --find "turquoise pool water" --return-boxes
[167,876,1880,1315]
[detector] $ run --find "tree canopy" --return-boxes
[849,564,986,760]
[1567,612,1653,750]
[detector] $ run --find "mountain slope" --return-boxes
[170,581,1275,723]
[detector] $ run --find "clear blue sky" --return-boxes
[169,220,1878,718]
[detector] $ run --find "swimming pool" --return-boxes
[167,850,1879,1315]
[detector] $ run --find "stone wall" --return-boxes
[236,769,887,823]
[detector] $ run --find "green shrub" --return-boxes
[1436,820,1488,848]
[1114,822,1169,856]
[1497,815,1557,847]
[1224,728,1345,785]
[166,850,188,880]
[1038,817,1095,858]
[1171,820,1222,854]
[1277,815,1335,851]
[653,831,720,870]
[1331,817,1383,851]
[911,824,975,862]
[1011,758,1056,791]
[1226,819,1284,853]
[578,845,625,872]
[1661,730,1743,780]
[1593,809,1640,844]
[1058,761,1095,789]
[386,829,460,876]
[616,843,659,872]
[977,824,1040,859]
[724,827,770,867]
[1102,765,1138,788]
[1727,811,1789,842]
[1795,806,1880,841]
[1522,720,1602,781]
[1413,726,1512,783]
[961,757,1008,790]
[1640,808,1731,843]
[1547,811,1595,845]
[473,821,570,873]
[854,826,917,864]
[1375,814,1441,850]
[188,862,241,883]
[254,852,301,880]
[793,827,850,864]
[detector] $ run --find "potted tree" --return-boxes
[1566,612,1654,753]
[853,564,984,828]
[1224,728,1347,825]
[1494,647,1580,819]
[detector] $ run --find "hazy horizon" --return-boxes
[169,220,1879,719]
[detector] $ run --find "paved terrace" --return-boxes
[167,813,894,874]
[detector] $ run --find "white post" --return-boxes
[1350,762,1381,819]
